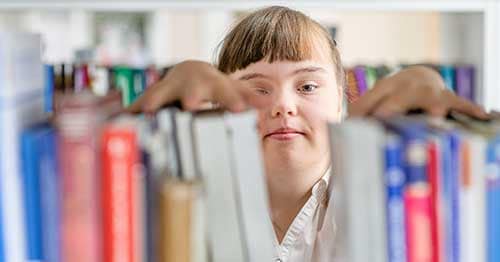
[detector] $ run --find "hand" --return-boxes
[126,60,257,113]
[348,66,489,119]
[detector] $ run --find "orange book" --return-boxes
[158,179,199,262]
[346,69,360,103]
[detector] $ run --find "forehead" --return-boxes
[230,39,335,79]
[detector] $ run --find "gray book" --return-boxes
[329,118,387,262]
[192,110,276,262]
[225,111,275,262]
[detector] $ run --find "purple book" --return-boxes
[353,66,368,95]
[455,65,475,102]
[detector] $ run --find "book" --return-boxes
[346,69,360,103]
[459,133,486,262]
[486,136,500,262]
[455,65,475,102]
[20,123,51,261]
[384,133,407,262]
[225,111,275,262]
[56,91,122,262]
[353,66,368,95]
[384,119,433,262]
[329,118,387,262]
[101,118,139,262]
[428,137,444,262]
[191,111,248,261]
[38,126,60,262]
[439,66,456,92]
[365,66,378,89]
[44,64,55,113]
[0,32,46,262]
[158,179,201,262]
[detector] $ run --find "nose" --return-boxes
[270,91,298,118]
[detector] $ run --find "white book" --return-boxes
[0,32,46,262]
[172,109,198,180]
[225,111,276,262]
[328,118,387,262]
[192,111,246,261]
[459,133,486,262]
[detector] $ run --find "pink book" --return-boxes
[405,183,433,262]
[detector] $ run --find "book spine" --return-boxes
[346,69,360,103]
[384,134,407,262]
[365,66,378,89]
[44,64,55,113]
[353,66,368,95]
[114,67,134,106]
[404,182,433,262]
[455,65,475,102]
[39,128,60,262]
[59,134,101,262]
[402,130,432,262]
[459,136,486,262]
[158,180,195,262]
[20,129,43,261]
[439,66,456,92]
[486,138,500,262]
[449,134,461,262]
[101,126,138,262]
[428,139,443,262]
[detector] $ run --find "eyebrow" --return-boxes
[238,73,270,81]
[238,66,327,81]
[290,66,327,76]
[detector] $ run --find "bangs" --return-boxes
[217,6,335,74]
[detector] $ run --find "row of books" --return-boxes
[44,63,170,112]
[330,112,500,262]
[345,64,476,103]
[4,84,277,262]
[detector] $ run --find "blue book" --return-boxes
[44,64,55,113]
[437,130,460,262]
[384,134,406,262]
[439,65,456,92]
[38,127,59,262]
[21,124,46,261]
[20,123,59,262]
[0,113,4,262]
[383,118,428,183]
[449,132,461,262]
[487,136,500,262]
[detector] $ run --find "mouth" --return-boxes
[264,128,305,141]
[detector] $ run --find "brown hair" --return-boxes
[216,6,345,88]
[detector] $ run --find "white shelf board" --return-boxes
[0,1,488,12]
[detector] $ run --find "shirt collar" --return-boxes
[311,166,331,201]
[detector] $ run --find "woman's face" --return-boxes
[230,49,342,170]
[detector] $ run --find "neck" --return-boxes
[265,155,330,243]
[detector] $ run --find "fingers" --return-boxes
[447,91,489,120]
[348,79,395,117]
[126,80,165,114]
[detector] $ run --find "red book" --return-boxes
[405,182,433,262]
[428,140,443,262]
[101,124,139,262]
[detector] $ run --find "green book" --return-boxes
[113,66,135,106]
[365,66,378,89]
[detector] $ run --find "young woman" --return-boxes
[129,6,488,262]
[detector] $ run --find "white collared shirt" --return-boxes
[272,169,336,262]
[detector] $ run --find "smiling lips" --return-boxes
[264,127,305,141]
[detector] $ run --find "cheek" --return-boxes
[303,90,341,122]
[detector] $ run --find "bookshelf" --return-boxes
[0,0,498,111]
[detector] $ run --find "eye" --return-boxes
[254,87,270,95]
[298,84,318,93]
